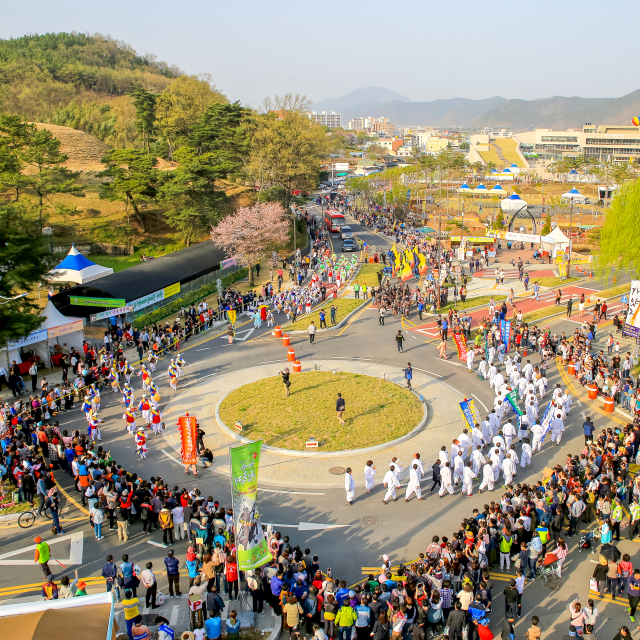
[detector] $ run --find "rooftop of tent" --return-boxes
[52,240,227,318]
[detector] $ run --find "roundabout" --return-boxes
[218,370,423,451]
[161,359,467,487]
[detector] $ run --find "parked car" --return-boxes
[341,238,357,252]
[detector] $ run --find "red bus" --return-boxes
[324,211,346,233]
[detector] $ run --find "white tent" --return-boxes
[474,184,489,196]
[501,193,528,212]
[458,183,472,193]
[509,162,521,174]
[1,300,84,368]
[497,167,514,181]
[48,244,113,284]
[490,184,507,197]
[540,226,570,258]
[562,187,586,203]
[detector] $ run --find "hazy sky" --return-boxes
[1,0,637,106]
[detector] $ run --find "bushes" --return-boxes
[134,267,248,327]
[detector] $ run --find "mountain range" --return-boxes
[312,87,640,129]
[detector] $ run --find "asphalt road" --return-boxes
[0,202,634,638]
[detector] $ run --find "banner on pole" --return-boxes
[230,441,271,571]
[539,402,555,443]
[459,398,478,430]
[177,414,198,465]
[453,334,468,362]
[622,281,640,338]
[505,388,522,416]
[227,309,237,325]
[500,320,512,350]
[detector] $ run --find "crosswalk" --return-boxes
[477,269,520,280]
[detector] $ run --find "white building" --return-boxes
[308,111,341,128]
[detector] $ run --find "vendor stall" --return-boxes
[48,245,113,284]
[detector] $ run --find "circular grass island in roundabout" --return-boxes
[218,371,423,451]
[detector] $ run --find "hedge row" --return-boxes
[134,268,248,328]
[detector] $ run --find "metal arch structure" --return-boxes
[507,206,537,233]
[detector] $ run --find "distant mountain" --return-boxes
[346,96,507,128]
[311,86,411,113]
[474,89,640,129]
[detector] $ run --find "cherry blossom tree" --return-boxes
[211,202,289,285]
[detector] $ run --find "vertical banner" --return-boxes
[539,401,555,443]
[622,282,640,338]
[230,441,271,570]
[500,320,512,350]
[505,388,523,416]
[453,334,468,361]
[227,309,237,326]
[459,398,478,430]
[177,414,198,465]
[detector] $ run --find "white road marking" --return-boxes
[196,348,210,351]
[182,372,219,386]
[161,449,183,465]
[259,488,325,496]
[412,367,442,378]
[256,360,288,365]
[185,361,207,367]
[0,531,83,565]
[332,357,372,360]
[435,358,466,368]
[235,328,256,341]
[471,394,488,412]
[147,540,168,548]
[170,605,180,626]
[263,522,351,531]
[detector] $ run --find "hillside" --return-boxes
[0,32,179,121]
[311,86,411,112]
[34,123,111,170]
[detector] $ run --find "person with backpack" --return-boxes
[304,586,320,634]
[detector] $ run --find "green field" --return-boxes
[219,371,423,451]
[286,298,364,331]
[492,138,526,168]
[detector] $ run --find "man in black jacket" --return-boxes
[445,602,466,640]
[430,460,442,493]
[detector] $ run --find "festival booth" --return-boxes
[568,169,578,183]
[48,245,113,284]
[457,183,472,193]
[497,168,514,181]
[501,193,528,212]
[508,163,521,174]
[473,184,490,197]
[562,187,586,203]
[1,300,84,372]
[540,226,570,259]
[490,184,508,197]
[0,592,116,640]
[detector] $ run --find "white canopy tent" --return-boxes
[1,300,84,368]
[509,163,521,174]
[540,226,570,258]
[501,193,528,212]
[474,184,489,197]
[48,245,113,284]
[490,184,507,197]
[562,187,586,203]
[458,183,472,193]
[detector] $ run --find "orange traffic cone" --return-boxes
[523,347,527,356]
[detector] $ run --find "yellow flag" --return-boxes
[227,309,236,325]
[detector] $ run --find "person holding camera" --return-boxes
[279,369,292,397]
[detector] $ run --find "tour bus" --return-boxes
[324,210,346,233]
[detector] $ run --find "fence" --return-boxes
[51,243,134,255]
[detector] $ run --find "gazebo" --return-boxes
[501,193,528,212]
[490,184,507,197]
[474,184,489,197]
[48,244,113,284]
[562,187,586,203]
[458,183,472,193]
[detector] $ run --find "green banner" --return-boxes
[71,296,126,308]
[506,388,523,416]
[230,441,271,570]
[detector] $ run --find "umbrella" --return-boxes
[600,543,621,562]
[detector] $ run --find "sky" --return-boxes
[1,0,638,106]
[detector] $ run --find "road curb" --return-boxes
[213,362,430,458]
[285,298,372,334]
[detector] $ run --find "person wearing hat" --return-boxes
[41,574,58,600]
[34,536,52,578]
[46,487,64,535]
[74,579,88,597]
[135,428,148,459]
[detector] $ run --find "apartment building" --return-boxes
[307,111,341,128]
[348,116,394,134]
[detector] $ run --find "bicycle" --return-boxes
[18,504,64,528]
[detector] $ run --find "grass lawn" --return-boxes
[532,276,581,288]
[522,306,562,324]
[0,501,33,515]
[492,138,526,168]
[286,298,364,331]
[477,147,502,166]
[354,262,385,288]
[597,284,631,299]
[219,371,423,451]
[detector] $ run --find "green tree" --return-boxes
[0,203,57,344]
[596,179,640,277]
[160,147,228,246]
[541,210,552,235]
[0,115,29,201]
[98,149,160,232]
[17,125,84,231]
[132,87,157,152]
[492,210,505,230]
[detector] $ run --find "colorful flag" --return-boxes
[453,334,468,361]
[227,309,237,325]
[230,441,271,570]
[500,320,512,350]
[505,388,522,416]
[459,398,478,430]
[539,401,555,443]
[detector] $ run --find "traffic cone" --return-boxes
[523,347,527,356]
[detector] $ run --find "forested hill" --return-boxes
[0,32,181,121]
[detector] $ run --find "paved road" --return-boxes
[0,202,635,639]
